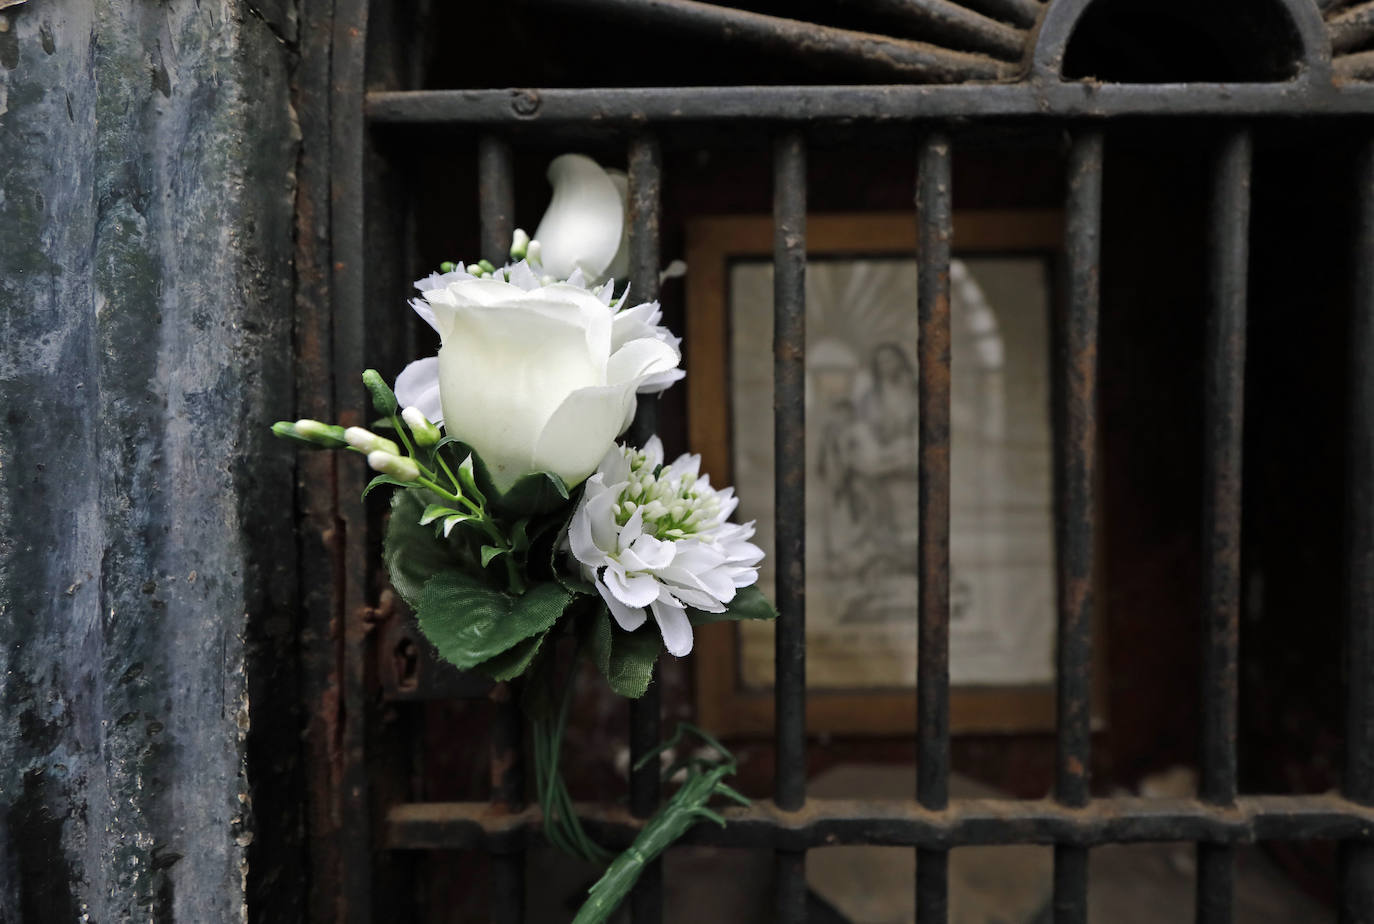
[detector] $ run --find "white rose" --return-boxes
[394,262,680,492]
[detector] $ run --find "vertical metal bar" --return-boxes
[1197,129,1252,924]
[1340,139,1374,924]
[916,131,953,924]
[479,135,525,924]
[773,129,808,923]
[478,137,515,265]
[627,133,664,924]
[1053,130,1103,924]
[332,0,373,919]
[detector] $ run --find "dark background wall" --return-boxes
[0,1,299,920]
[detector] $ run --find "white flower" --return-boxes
[533,154,629,285]
[392,266,680,492]
[567,437,764,657]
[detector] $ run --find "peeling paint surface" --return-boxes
[0,1,298,920]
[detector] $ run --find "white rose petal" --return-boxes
[533,154,625,284]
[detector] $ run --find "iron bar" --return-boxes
[365,84,1374,125]
[1330,1,1374,54]
[917,131,953,924]
[1337,50,1374,79]
[530,0,1012,83]
[1341,139,1374,924]
[479,135,527,924]
[382,794,1374,852]
[773,129,808,924]
[841,0,1027,60]
[478,137,515,265]
[957,0,1041,28]
[1053,130,1103,924]
[1197,128,1252,924]
[627,134,665,924]
[332,0,373,918]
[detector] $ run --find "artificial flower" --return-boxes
[393,265,679,492]
[533,153,629,285]
[568,437,764,656]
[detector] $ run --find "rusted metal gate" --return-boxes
[295,0,1374,921]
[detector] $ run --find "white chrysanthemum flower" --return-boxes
[568,437,763,657]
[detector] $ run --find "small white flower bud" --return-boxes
[367,451,419,482]
[466,263,485,277]
[510,228,530,261]
[401,406,442,447]
[526,239,543,266]
[345,426,400,456]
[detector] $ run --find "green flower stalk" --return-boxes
[572,725,749,924]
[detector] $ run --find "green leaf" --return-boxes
[417,573,572,670]
[364,474,415,499]
[420,504,462,526]
[687,585,778,626]
[362,368,399,417]
[457,454,486,507]
[474,629,550,682]
[384,490,464,608]
[480,545,508,567]
[588,607,661,699]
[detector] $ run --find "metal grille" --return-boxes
[315,0,1374,921]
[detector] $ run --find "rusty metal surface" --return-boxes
[532,0,1016,83]
[1337,48,1374,78]
[330,0,376,919]
[772,131,809,817]
[916,130,954,924]
[1054,129,1103,924]
[1197,129,1252,924]
[960,0,1042,29]
[772,129,809,924]
[382,794,1374,851]
[916,133,953,814]
[844,0,1028,60]
[1330,1,1374,55]
[627,133,666,924]
[367,83,1374,125]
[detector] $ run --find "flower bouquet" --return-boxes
[273,154,776,921]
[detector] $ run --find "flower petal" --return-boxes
[605,565,662,608]
[394,357,444,427]
[409,298,440,334]
[569,493,610,568]
[650,595,694,657]
[533,154,624,282]
[530,383,640,489]
[605,337,680,388]
[597,576,648,631]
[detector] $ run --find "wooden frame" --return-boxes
[687,210,1099,737]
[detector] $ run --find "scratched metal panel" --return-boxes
[0,1,298,920]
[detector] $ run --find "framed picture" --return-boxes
[687,211,1098,736]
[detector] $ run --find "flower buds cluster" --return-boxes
[272,419,349,449]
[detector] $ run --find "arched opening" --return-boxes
[1062,0,1306,82]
